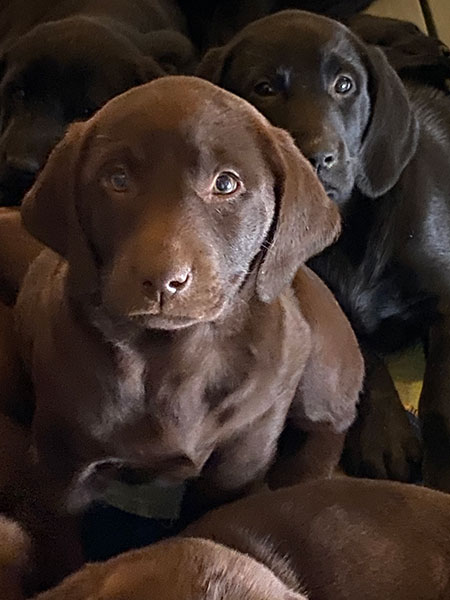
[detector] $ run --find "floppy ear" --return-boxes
[140,30,197,74]
[196,45,228,82]
[256,127,341,304]
[356,45,419,198]
[21,121,98,296]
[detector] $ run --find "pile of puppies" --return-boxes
[1,1,450,598]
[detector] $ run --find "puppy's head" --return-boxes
[198,10,418,203]
[0,17,194,205]
[22,76,339,329]
[0,516,29,600]
[34,537,308,600]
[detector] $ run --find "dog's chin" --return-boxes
[124,301,230,331]
[324,186,353,206]
[319,175,355,207]
[129,313,206,331]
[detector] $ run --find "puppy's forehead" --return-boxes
[239,10,360,63]
[90,76,270,141]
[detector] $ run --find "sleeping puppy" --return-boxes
[15,75,362,585]
[197,9,450,489]
[0,0,195,205]
[32,478,450,600]
[33,537,308,600]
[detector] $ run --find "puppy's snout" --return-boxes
[308,150,337,171]
[142,266,192,300]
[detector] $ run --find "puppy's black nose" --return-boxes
[5,153,40,175]
[309,151,337,171]
[142,267,192,299]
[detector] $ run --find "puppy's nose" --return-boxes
[308,151,337,171]
[142,267,192,298]
[5,153,40,175]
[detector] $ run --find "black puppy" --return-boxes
[0,0,195,205]
[197,9,450,489]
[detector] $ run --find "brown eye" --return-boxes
[108,169,129,193]
[213,172,240,195]
[254,80,276,97]
[333,75,353,94]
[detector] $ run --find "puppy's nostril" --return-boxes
[142,269,192,299]
[165,270,191,295]
[309,151,337,171]
[323,154,336,168]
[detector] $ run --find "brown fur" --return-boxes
[31,478,450,600]
[186,478,450,599]
[0,515,29,600]
[0,209,43,305]
[33,537,307,600]
[15,76,363,586]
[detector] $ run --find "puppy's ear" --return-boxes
[256,128,340,304]
[21,122,98,296]
[140,30,197,74]
[196,45,228,82]
[356,45,419,198]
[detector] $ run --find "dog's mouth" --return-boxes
[128,312,203,330]
[323,187,338,201]
[126,296,229,330]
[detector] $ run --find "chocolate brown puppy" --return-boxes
[16,75,362,585]
[33,477,450,600]
[34,537,307,600]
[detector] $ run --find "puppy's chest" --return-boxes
[101,305,306,460]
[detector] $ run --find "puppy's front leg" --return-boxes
[420,314,450,491]
[342,349,422,483]
[13,460,84,595]
[182,406,286,521]
[268,427,345,489]
[280,266,364,485]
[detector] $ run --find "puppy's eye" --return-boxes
[333,75,353,94]
[254,80,277,97]
[107,169,130,193]
[213,172,241,195]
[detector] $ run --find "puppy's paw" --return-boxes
[342,400,422,483]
